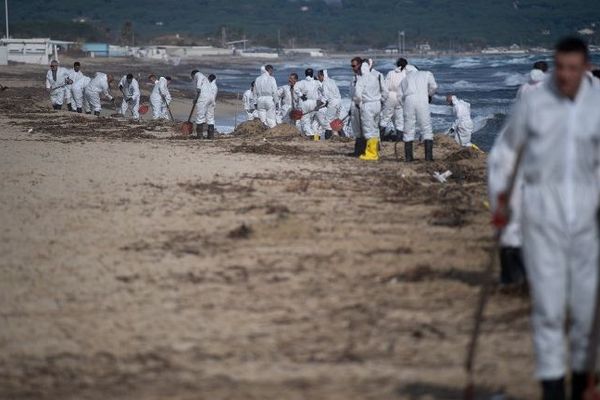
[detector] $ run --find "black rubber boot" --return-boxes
[396,130,404,142]
[324,130,333,140]
[424,139,434,161]
[76,107,82,113]
[85,111,91,115]
[196,123,206,139]
[404,141,414,162]
[339,129,346,137]
[542,378,566,400]
[94,111,100,116]
[52,104,61,110]
[354,137,367,157]
[499,247,526,285]
[67,103,73,112]
[379,126,388,141]
[207,124,215,140]
[571,372,588,400]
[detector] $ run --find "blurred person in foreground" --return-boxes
[489,37,600,400]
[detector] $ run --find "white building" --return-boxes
[0,38,72,64]
[282,48,324,57]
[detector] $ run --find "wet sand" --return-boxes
[0,64,536,400]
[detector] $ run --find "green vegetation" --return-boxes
[5,0,600,49]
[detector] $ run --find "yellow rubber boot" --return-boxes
[359,138,380,161]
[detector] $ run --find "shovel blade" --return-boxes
[330,118,344,132]
[181,121,194,135]
[139,104,149,115]
[290,109,303,121]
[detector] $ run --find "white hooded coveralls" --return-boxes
[316,71,343,132]
[84,72,113,113]
[400,68,437,142]
[352,62,383,140]
[517,69,546,99]
[243,89,257,120]
[150,77,171,120]
[71,75,91,113]
[489,76,547,249]
[449,95,473,147]
[196,80,218,125]
[253,67,278,128]
[294,76,321,136]
[276,85,295,124]
[45,66,70,106]
[67,69,84,107]
[489,76,600,379]
[380,66,408,132]
[118,75,141,119]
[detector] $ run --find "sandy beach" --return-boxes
[0,61,536,399]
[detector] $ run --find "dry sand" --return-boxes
[0,64,536,400]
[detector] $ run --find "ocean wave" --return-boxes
[503,73,527,86]
[450,58,482,69]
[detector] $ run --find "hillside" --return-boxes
[6,0,600,49]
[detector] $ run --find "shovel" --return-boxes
[181,91,200,135]
[161,93,174,122]
[330,112,351,132]
[289,102,327,121]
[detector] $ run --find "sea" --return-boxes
[185,54,600,151]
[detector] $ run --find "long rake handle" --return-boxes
[463,145,526,400]
[187,91,201,123]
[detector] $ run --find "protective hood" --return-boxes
[405,65,418,73]
[450,95,458,105]
[260,65,267,74]
[360,61,371,76]
[530,69,545,83]
[323,69,329,79]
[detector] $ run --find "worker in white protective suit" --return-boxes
[352,59,383,161]
[316,69,343,139]
[243,82,257,121]
[253,65,278,128]
[192,71,217,139]
[84,72,114,116]
[294,68,322,140]
[190,69,210,136]
[489,61,549,287]
[276,73,298,124]
[149,74,172,121]
[349,57,365,155]
[201,74,218,139]
[118,73,141,120]
[45,60,71,110]
[517,61,548,99]
[446,95,473,147]
[71,75,91,114]
[63,61,83,111]
[400,65,437,161]
[380,58,410,142]
[489,37,600,400]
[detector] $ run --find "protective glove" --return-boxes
[301,94,307,101]
[491,192,510,229]
[428,95,433,104]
